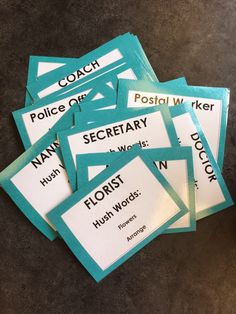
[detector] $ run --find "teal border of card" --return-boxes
[117,79,229,170]
[47,145,189,282]
[75,146,196,234]
[170,103,233,220]
[58,104,179,192]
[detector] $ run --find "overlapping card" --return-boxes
[0,33,233,281]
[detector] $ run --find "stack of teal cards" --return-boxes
[0,33,233,282]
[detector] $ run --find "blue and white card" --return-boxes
[169,103,233,219]
[117,79,229,170]
[0,105,80,240]
[47,146,189,281]
[58,105,179,191]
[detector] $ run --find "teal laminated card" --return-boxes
[58,105,179,191]
[117,79,229,170]
[0,105,80,240]
[76,147,196,233]
[168,103,233,220]
[27,33,158,102]
[47,146,189,282]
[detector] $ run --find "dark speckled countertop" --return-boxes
[0,1,235,313]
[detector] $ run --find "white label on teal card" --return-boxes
[64,156,182,270]
[77,78,188,113]
[47,147,188,281]
[68,111,169,154]
[14,89,92,148]
[76,147,196,233]
[128,92,221,162]
[88,161,190,229]
[0,134,72,241]
[58,105,179,191]
[88,165,107,179]
[117,68,136,80]
[11,141,71,229]
[173,112,223,211]
[34,60,153,106]
[25,56,72,106]
[38,50,122,99]
[117,79,229,170]
[0,105,80,240]
[170,104,233,220]
[155,159,190,229]
[37,62,66,76]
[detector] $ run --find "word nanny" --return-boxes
[31,141,60,169]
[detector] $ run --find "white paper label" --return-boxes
[22,90,91,145]
[37,62,65,77]
[88,165,107,180]
[172,113,225,213]
[92,93,104,100]
[11,143,72,228]
[127,91,222,161]
[68,111,172,167]
[62,156,180,270]
[155,160,190,228]
[87,159,190,229]
[117,68,137,80]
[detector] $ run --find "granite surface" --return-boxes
[0,0,235,313]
